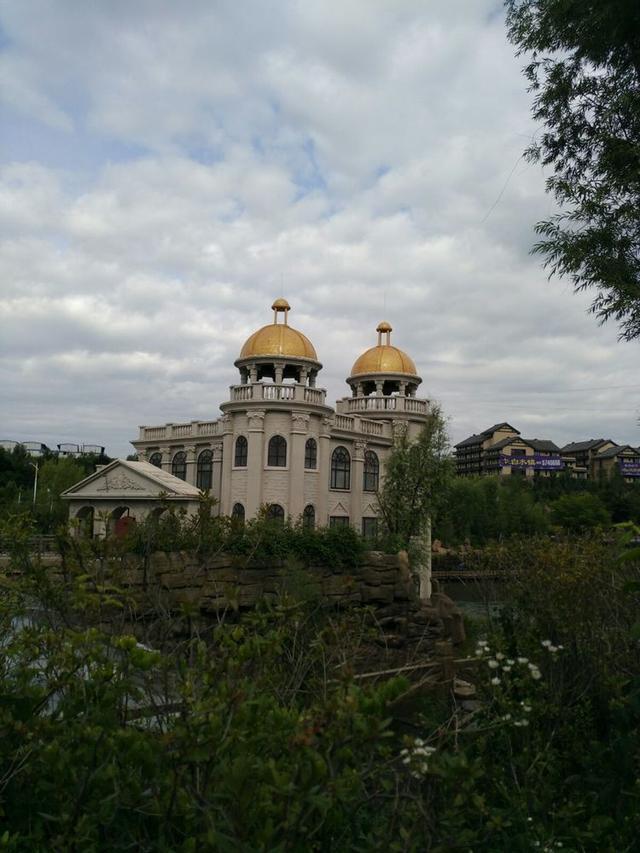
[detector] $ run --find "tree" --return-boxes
[551,492,611,532]
[506,0,640,340]
[376,404,454,545]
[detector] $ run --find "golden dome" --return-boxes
[376,320,392,333]
[240,301,318,361]
[351,345,417,377]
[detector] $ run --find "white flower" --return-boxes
[523,704,532,713]
[490,677,501,686]
[488,659,499,669]
[530,669,542,680]
[548,645,558,653]
[501,713,512,721]
[502,665,512,672]
[541,640,552,648]
[507,659,515,666]
[495,652,505,661]
[514,719,529,727]
[517,657,529,665]
[475,649,484,656]
[557,644,564,651]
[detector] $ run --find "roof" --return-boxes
[561,438,615,453]
[486,436,529,451]
[595,444,640,460]
[62,459,202,499]
[239,322,317,361]
[455,433,484,449]
[481,422,520,437]
[523,439,561,453]
[350,344,418,377]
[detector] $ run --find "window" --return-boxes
[149,452,162,468]
[234,436,248,467]
[172,451,187,481]
[302,504,315,529]
[363,450,379,492]
[267,503,285,523]
[329,516,349,528]
[330,446,351,490]
[268,435,287,467]
[362,517,378,540]
[196,449,213,490]
[231,503,245,523]
[304,438,317,469]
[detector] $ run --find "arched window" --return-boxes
[267,503,285,523]
[304,438,317,469]
[231,503,245,523]
[197,449,213,491]
[234,436,248,467]
[172,451,187,481]
[363,450,379,492]
[331,446,351,490]
[302,504,315,529]
[149,452,162,468]
[268,435,287,467]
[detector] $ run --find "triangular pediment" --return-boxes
[62,459,201,500]
[329,500,349,515]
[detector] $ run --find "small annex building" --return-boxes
[64,300,431,538]
[62,458,201,537]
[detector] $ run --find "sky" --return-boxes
[1,0,638,458]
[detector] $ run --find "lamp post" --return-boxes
[30,461,39,506]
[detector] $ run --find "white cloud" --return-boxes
[0,0,638,456]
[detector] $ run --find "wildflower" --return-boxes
[506,658,515,665]
[501,713,512,721]
[490,677,500,686]
[541,640,552,648]
[502,665,512,672]
[514,719,529,727]
[475,648,484,656]
[523,704,532,713]
[488,659,499,669]
[517,657,529,665]
[548,645,558,653]
[530,669,542,680]
[557,644,564,651]
[495,652,505,661]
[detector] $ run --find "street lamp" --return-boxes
[30,461,39,506]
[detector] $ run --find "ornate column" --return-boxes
[317,415,333,526]
[352,439,366,532]
[211,440,224,513]
[274,361,284,385]
[219,415,233,515]
[185,445,197,485]
[375,381,383,396]
[289,411,309,521]
[246,410,266,518]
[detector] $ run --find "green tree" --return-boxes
[506,0,640,340]
[376,404,453,545]
[551,491,611,532]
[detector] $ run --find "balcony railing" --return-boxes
[139,420,222,441]
[228,383,327,405]
[336,395,429,416]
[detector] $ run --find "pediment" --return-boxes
[63,459,200,500]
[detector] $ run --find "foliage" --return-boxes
[506,0,640,340]
[1,525,640,849]
[550,491,611,532]
[123,497,368,568]
[0,447,111,533]
[377,405,454,545]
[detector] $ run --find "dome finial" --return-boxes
[272,297,290,325]
[376,320,392,345]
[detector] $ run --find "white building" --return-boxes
[64,299,431,536]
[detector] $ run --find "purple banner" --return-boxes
[619,459,640,477]
[499,454,564,470]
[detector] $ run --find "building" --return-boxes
[560,439,618,479]
[586,444,640,482]
[63,300,431,537]
[455,423,563,478]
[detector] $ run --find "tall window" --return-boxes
[363,450,379,492]
[362,517,378,540]
[197,449,213,490]
[234,436,248,467]
[149,452,162,468]
[268,435,287,467]
[304,438,317,469]
[267,503,285,523]
[172,451,187,481]
[302,504,315,529]
[232,503,245,523]
[330,446,351,490]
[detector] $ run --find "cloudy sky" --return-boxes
[1,0,638,458]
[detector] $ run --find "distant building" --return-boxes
[560,439,618,480]
[0,440,106,459]
[588,444,640,482]
[455,423,563,478]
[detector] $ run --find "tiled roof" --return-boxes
[524,439,561,453]
[481,422,520,437]
[561,439,613,453]
[455,434,484,448]
[595,444,639,460]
